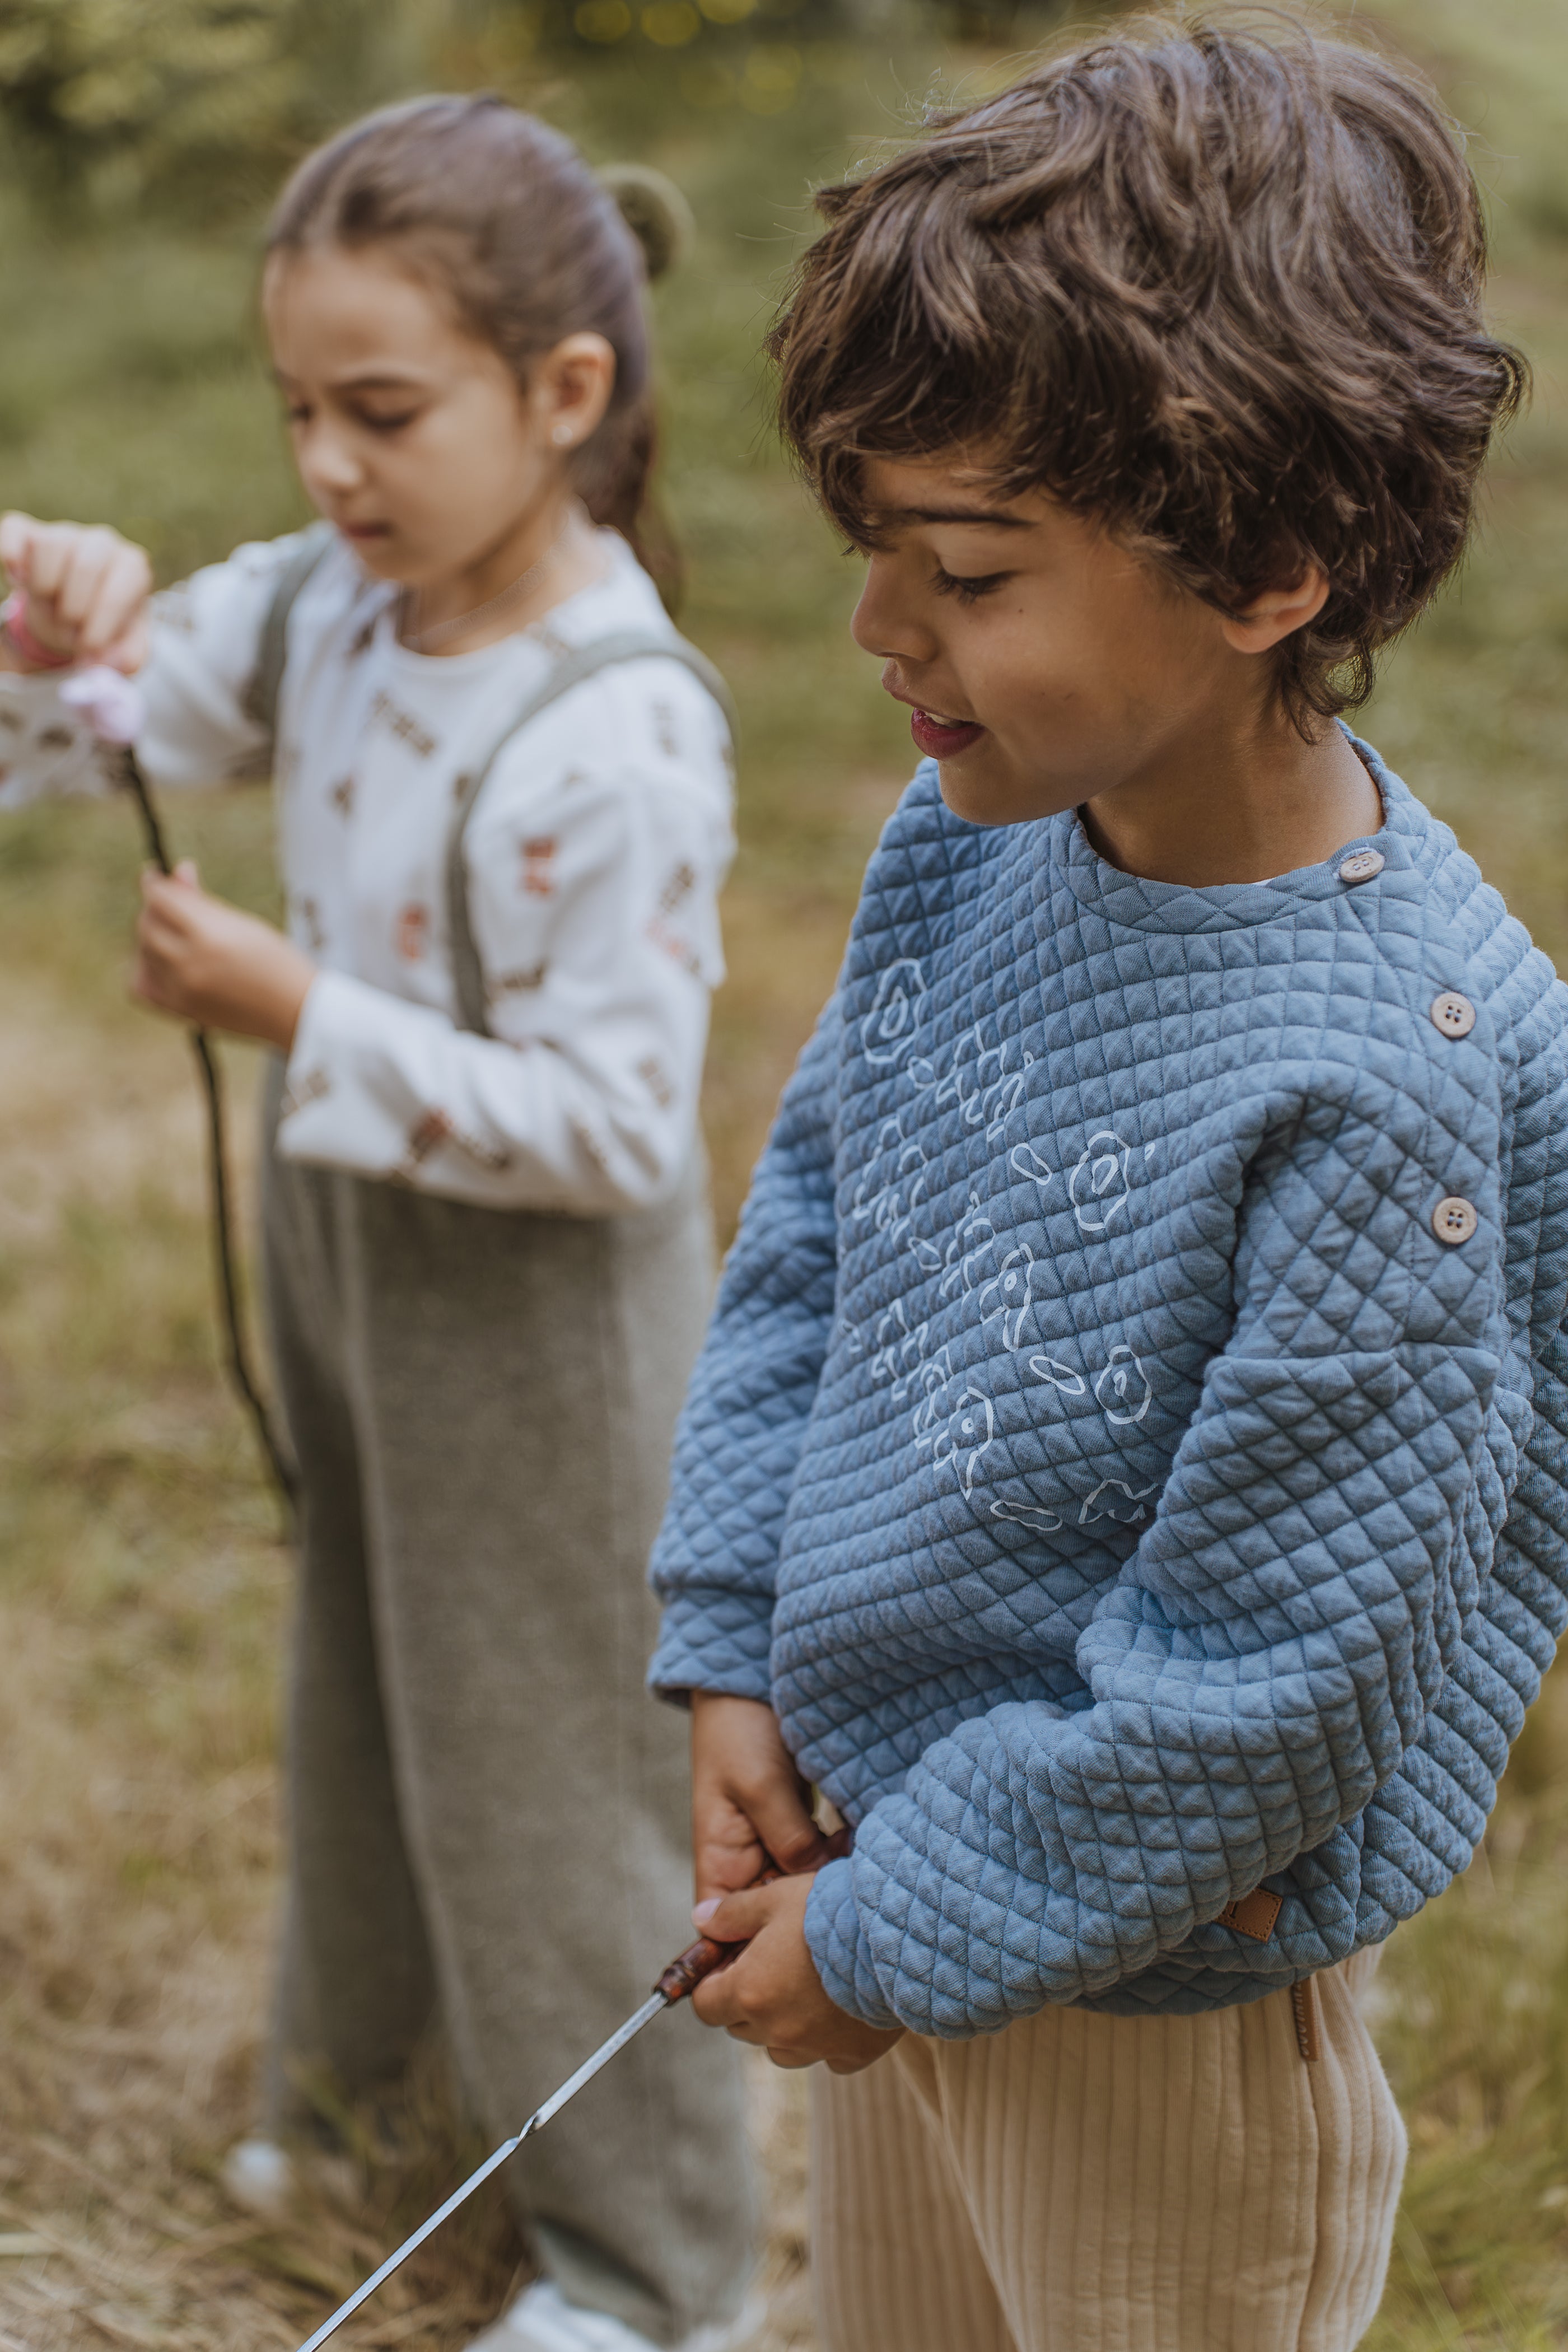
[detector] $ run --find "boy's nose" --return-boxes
[851,558,939,667]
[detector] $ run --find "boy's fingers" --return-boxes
[693,1831,769,1908]
[745,1790,836,1875]
[692,1882,771,1943]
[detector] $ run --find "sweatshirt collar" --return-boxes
[1047,734,1431,936]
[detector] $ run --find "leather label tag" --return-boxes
[1217,1888,1283,1942]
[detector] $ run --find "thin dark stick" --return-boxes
[118,746,297,1509]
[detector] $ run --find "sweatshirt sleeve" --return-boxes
[806,1069,1520,2034]
[0,530,326,808]
[647,998,843,1701]
[277,685,734,1215]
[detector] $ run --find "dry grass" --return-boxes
[0,845,834,2352]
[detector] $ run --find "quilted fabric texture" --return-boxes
[649,743,1568,2035]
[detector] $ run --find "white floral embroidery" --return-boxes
[1079,1477,1158,1526]
[852,1118,939,1265]
[991,1494,1065,1535]
[978,1243,1037,1350]
[939,1193,999,1303]
[1029,1355,1088,1397]
[871,1297,935,1402]
[1009,1141,1055,1193]
[1070,1128,1135,1234]
[862,957,928,1067]
[918,1383,995,1497]
[1095,1344,1154,1425]
[908,1019,1033,1144]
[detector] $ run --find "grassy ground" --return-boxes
[2,3,1568,2346]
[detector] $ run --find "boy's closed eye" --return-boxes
[933,565,1012,604]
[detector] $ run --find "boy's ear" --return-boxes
[1221,563,1331,656]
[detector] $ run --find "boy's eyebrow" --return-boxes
[883,505,1035,529]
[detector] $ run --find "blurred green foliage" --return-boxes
[0,0,1062,220]
[0,0,430,215]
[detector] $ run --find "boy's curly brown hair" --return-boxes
[770,13,1527,730]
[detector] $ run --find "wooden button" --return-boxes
[1432,1196,1478,1245]
[1338,849,1385,884]
[1430,991,1476,1039]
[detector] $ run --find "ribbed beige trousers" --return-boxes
[810,1952,1405,2352]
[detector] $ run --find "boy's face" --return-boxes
[850,453,1265,829]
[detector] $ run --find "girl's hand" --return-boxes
[135,863,315,1050]
[690,1692,839,1908]
[690,1872,904,2074]
[0,511,152,674]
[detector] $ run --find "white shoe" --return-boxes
[220,2136,296,2219]
[472,2279,766,2352]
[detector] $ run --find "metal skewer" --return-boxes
[293,1873,784,2352]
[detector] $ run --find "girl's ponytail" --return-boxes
[268,98,688,601]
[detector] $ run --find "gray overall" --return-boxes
[253,561,754,2345]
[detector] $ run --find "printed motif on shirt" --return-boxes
[292,895,326,953]
[394,903,431,962]
[370,689,437,759]
[647,861,702,978]
[152,582,197,635]
[396,1107,513,1183]
[520,837,557,898]
[280,1065,331,1120]
[492,961,548,997]
[637,1053,675,1108]
[329,776,354,819]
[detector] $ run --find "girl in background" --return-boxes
[0,96,754,2352]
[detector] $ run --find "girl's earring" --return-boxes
[552,425,573,447]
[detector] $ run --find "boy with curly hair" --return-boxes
[650,18,1568,2349]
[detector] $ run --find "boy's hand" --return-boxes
[690,1872,903,2074]
[135,863,314,1050]
[691,1691,838,1907]
[0,512,151,674]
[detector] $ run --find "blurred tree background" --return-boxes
[1,1,1567,2347]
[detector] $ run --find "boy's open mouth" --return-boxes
[910,707,985,759]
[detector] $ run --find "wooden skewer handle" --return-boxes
[652,1826,852,2005]
[654,1866,785,2004]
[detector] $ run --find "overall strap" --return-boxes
[240,520,338,753]
[444,629,736,1038]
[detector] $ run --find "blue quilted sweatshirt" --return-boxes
[650,744,1568,2034]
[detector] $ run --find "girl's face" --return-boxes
[262,245,615,587]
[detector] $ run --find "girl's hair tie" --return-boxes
[598,164,695,282]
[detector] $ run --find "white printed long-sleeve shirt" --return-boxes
[0,526,735,1215]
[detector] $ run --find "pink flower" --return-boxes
[60,666,144,746]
